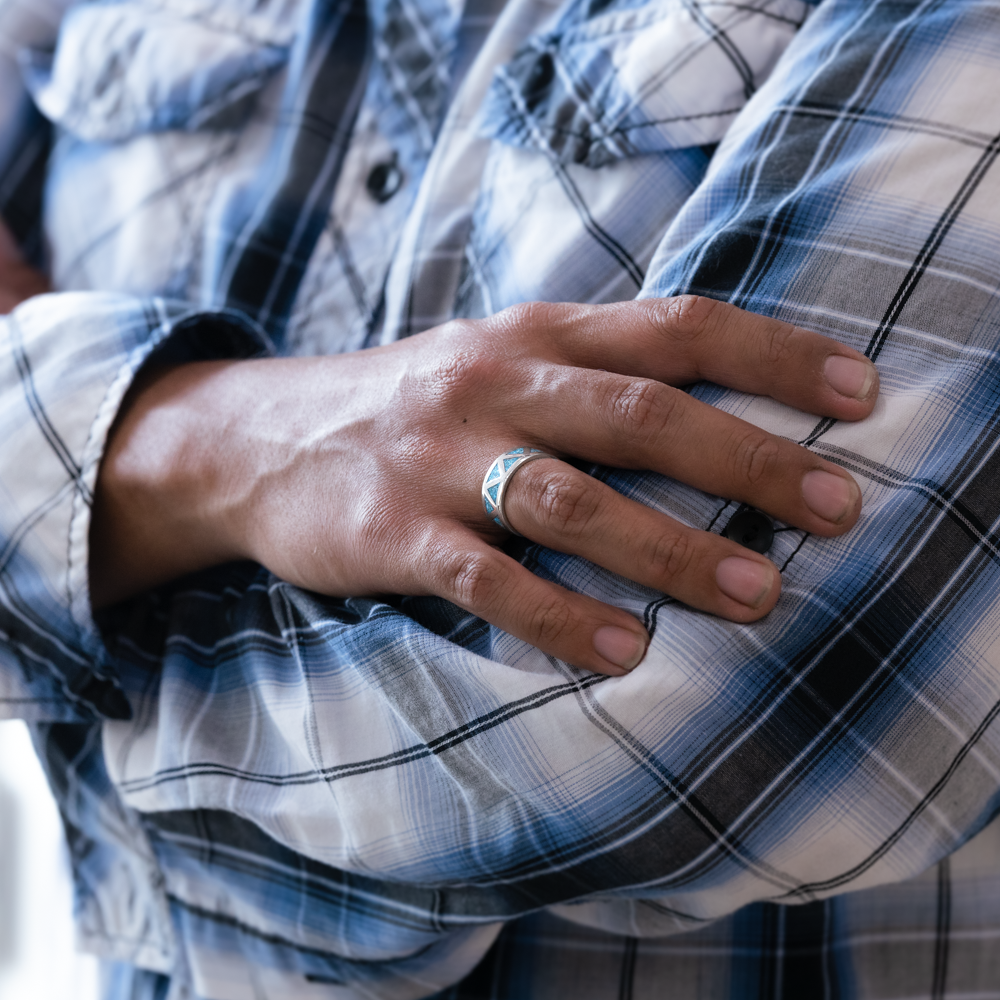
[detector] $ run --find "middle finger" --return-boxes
[520,366,861,536]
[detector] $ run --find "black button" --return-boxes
[366,158,404,203]
[721,507,774,554]
[524,52,555,107]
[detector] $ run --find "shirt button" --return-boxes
[366,157,404,203]
[524,52,555,106]
[721,507,774,554]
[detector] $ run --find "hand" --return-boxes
[0,217,48,313]
[90,297,879,675]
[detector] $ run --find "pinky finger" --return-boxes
[425,527,650,676]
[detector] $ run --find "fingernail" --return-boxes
[715,556,775,609]
[593,625,647,672]
[802,469,859,523]
[824,355,876,400]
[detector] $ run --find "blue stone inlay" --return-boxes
[503,456,520,472]
[487,484,499,503]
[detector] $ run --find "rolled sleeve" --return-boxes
[0,292,269,721]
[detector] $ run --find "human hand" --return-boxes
[0,217,48,313]
[90,297,878,675]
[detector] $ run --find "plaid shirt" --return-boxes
[3,0,1000,995]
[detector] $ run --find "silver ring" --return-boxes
[482,447,557,534]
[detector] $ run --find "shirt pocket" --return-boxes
[21,0,291,144]
[479,0,808,168]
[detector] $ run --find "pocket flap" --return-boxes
[23,1,289,143]
[480,0,808,168]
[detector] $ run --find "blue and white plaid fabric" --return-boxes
[5,0,1000,995]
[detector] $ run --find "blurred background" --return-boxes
[0,719,100,1000]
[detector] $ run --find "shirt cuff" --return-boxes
[0,291,270,721]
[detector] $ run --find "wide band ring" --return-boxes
[481,447,557,535]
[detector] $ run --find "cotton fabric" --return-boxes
[4,0,1000,996]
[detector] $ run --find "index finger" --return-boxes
[503,297,879,423]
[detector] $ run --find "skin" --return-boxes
[0,220,48,312]
[89,297,878,675]
[0,220,880,678]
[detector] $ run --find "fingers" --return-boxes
[426,448,788,677]
[501,457,780,622]
[526,367,860,537]
[378,299,881,676]
[425,525,652,676]
[498,297,879,422]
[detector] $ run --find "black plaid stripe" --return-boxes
[213,0,371,339]
[19,0,1000,994]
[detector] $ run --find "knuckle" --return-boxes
[491,300,590,349]
[606,379,677,441]
[531,469,600,536]
[759,321,796,367]
[648,530,699,582]
[493,300,555,335]
[355,497,396,550]
[419,346,498,410]
[731,430,782,486]
[524,594,576,646]
[657,294,724,344]
[442,550,502,610]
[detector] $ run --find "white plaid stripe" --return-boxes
[11,0,1000,997]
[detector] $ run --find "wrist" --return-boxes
[89,360,254,607]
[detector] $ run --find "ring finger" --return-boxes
[501,456,781,621]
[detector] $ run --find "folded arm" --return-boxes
[89,297,877,675]
[87,0,1000,964]
[7,0,1000,995]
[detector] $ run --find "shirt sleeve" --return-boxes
[92,0,1000,970]
[0,292,269,722]
[23,0,1000,995]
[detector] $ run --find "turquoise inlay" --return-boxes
[503,456,520,472]
[487,484,499,503]
[488,462,500,480]
[484,498,494,513]
[511,447,525,454]
[493,516,503,527]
